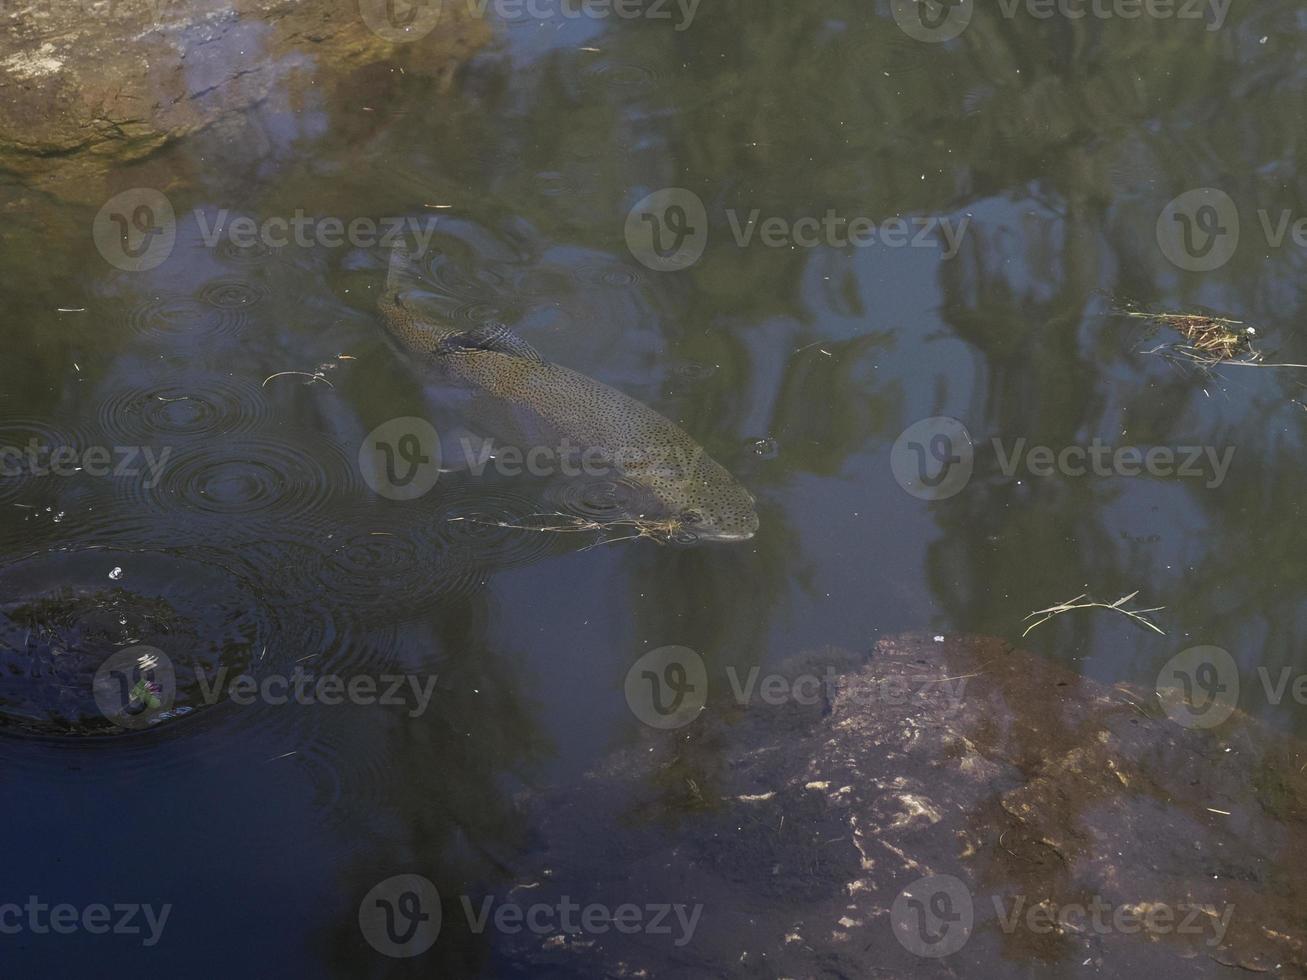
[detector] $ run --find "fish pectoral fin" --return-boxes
[437,322,544,363]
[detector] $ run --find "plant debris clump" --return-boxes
[1125,310,1260,364]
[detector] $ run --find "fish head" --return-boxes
[620,447,759,544]
[659,476,760,544]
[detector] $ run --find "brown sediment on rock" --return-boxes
[0,0,491,197]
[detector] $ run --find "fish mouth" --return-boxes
[694,527,757,543]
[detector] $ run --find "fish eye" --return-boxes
[680,510,704,526]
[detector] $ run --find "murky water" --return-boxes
[4,0,1307,975]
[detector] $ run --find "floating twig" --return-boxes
[448,512,684,547]
[1122,309,1260,365]
[1022,591,1166,637]
[261,370,334,388]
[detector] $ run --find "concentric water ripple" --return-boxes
[532,171,575,197]
[293,505,488,620]
[418,251,510,299]
[94,376,268,445]
[128,435,359,530]
[216,236,275,263]
[671,361,718,383]
[575,263,642,288]
[542,477,654,523]
[119,295,250,341]
[197,277,268,311]
[0,417,99,506]
[449,300,504,324]
[430,484,570,569]
[581,60,659,94]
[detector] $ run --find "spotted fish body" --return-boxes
[379,252,759,542]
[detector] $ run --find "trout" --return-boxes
[378,249,759,543]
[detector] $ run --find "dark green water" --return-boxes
[2,0,1306,975]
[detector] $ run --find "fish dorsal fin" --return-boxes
[437,321,544,363]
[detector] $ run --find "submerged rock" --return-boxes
[501,634,1307,977]
[0,0,489,197]
[0,548,268,737]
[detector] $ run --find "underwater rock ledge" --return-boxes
[501,633,1307,978]
[0,0,489,197]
